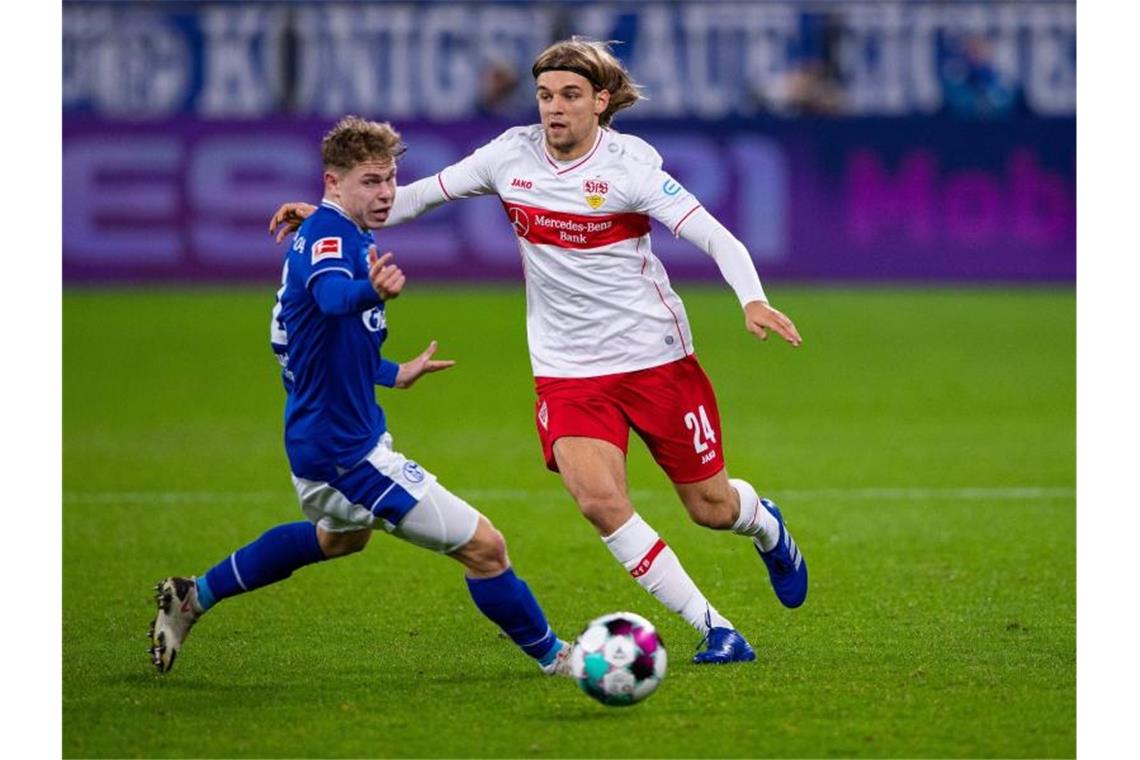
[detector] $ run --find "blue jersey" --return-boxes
[270,201,395,482]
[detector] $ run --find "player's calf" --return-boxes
[398,482,570,676]
[675,471,742,530]
[148,521,331,673]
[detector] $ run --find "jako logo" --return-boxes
[511,178,533,189]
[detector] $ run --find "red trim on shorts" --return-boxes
[630,539,668,578]
[437,173,454,201]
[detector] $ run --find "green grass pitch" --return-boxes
[63,285,1074,758]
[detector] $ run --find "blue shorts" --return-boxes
[290,433,480,554]
[292,432,436,533]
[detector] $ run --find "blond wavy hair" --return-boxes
[531,38,643,127]
[321,115,406,173]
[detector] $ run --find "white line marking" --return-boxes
[63,486,1074,506]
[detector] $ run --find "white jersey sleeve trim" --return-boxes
[676,207,768,306]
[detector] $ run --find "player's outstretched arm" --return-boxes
[674,206,803,347]
[269,202,317,243]
[744,300,802,347]
[394,341,456,389]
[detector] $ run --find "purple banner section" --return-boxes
[63,117,1074,283]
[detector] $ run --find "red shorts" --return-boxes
[534,355,726,484]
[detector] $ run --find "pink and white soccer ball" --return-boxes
[569,611,667,706]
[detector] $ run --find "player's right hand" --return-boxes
[394,340,456,389]
[268,202,318,243]
[744,300,803,347]
[369,246,405,301]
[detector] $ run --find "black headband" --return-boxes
[532,64,602,90]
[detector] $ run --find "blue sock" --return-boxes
[466,568,558,663]
[198,521,327,612]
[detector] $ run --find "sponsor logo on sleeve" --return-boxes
[583,178,609,209]
[311,236,343,264]
[662,179,682,196]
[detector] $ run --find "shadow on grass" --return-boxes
[116,671,301,693]
[118,667,545,692]
[416,670,553,685]
[542,704,646,721]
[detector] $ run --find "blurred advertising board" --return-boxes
[63,118,1074,283]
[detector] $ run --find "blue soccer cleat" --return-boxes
[692,627,756,664]
[755,498,808,608]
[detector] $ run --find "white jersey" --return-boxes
[430,125,705,378]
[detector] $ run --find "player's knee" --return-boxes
[578,496,618,524]
[575,492,633,532]
[318,528,371,558]
[459,520,509,575]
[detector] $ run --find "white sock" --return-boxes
[730,478,781,552]
[603,513,733,635]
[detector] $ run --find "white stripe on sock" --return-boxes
[230,552,248,591]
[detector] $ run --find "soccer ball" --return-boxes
[570,611,667,706]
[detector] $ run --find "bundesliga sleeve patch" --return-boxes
[311,236,343,264]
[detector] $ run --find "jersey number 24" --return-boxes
[684,406,717,453]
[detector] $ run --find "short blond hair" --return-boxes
[531,38,643,127]
[321,115,406,173]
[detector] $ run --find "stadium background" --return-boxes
[62,1,1076,757]
[63,0,1074,284]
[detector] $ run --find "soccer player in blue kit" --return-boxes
[148,116,572,677]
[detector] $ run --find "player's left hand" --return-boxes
[744,300,803,347]
[369,246,406,301]
[395,341,456,389]
[268,202,317,244]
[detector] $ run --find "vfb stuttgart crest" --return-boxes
[583,179,609,210]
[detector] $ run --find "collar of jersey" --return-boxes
[320,199,369,233]
[542,128,606,176]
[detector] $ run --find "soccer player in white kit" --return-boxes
[271,39,808,663]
